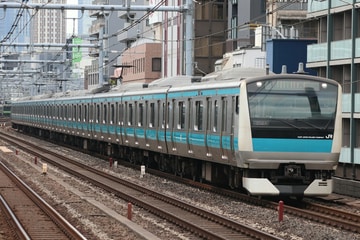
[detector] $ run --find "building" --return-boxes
[226,0,266,52]
[307,0,360,178]
[267,0,317,39]
[120,42,162,84]
[118,0,229,81]
[32,0,67,44]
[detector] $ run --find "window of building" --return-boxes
[152,58,161,72]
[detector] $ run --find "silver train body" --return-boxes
[11,68,342,197]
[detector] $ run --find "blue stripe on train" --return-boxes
[18,116,331,153]
[252,138,332,153]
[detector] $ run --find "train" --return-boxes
[10,66,342,198]
[0,101,11,118]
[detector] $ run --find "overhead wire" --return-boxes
[0,0,27,44]
[2,0,304,88]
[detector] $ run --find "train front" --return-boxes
[238,74,342,197]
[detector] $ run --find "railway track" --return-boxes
[297,201,360,233]
[0,131,281,240]
[0,159,86,240]
[133,159,360,234]
[3,129,360,237]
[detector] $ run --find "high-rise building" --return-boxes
[32,0,67,44]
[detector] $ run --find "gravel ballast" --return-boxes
[0,136,359,240]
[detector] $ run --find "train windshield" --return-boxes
[247,78,338,139]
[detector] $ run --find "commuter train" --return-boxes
[0,101,11,118]
[11,66,342,197]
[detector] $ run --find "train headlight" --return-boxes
[321,83,327,89]
[256,81,262,87]
[284,165,301,177]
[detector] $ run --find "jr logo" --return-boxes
[325,134,333,139]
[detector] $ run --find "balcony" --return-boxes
[117,22,138,43]
[307,38,360,63]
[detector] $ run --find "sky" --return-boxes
[66,0,78,35]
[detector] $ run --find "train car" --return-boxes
[11,66,342,197]
[0,101,11,118]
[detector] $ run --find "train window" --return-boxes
[235,96,239,114]
[64,106,67,120]
[214,100,218,132]
[162,102,166,128]
[149,102,155,128]
[66,105,69,120]
[178,101,185,129]
[103,104,107,124]
[74,105,77,121]
[89,105,94,122]
[84,105,88,122]
[138,103,144,127]
[195,100,203,131]
[166,102,171,129]
[78,105,82,121]
[221,98,227,132]
[128,103,133,126]
[96,104,100,123]
[119,103,124,125]
[110,104,115,124]
[206,99,211,131]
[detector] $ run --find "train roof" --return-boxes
[200,67,272,82]
[12,67,272,102]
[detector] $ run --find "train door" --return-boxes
[109,102,116,143]
[166,100,176,154]
[124,101,135,145]
[84,103,88,133]
[100,102,107,139]
[77,103,82,132]
[81,103,86,133]
[206,98,222,161]
[220,96,234,163]
[204,98,213,160]
[173,99,188,155]
[95,103,101,139]
[157,100,167,153]
[100,102,105,139]
[135,101,146,147]
[89,102,95,139]
[188,98,205,158]
[118,102,124,144]
[104,101,112,142]
[60,103,65,129]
